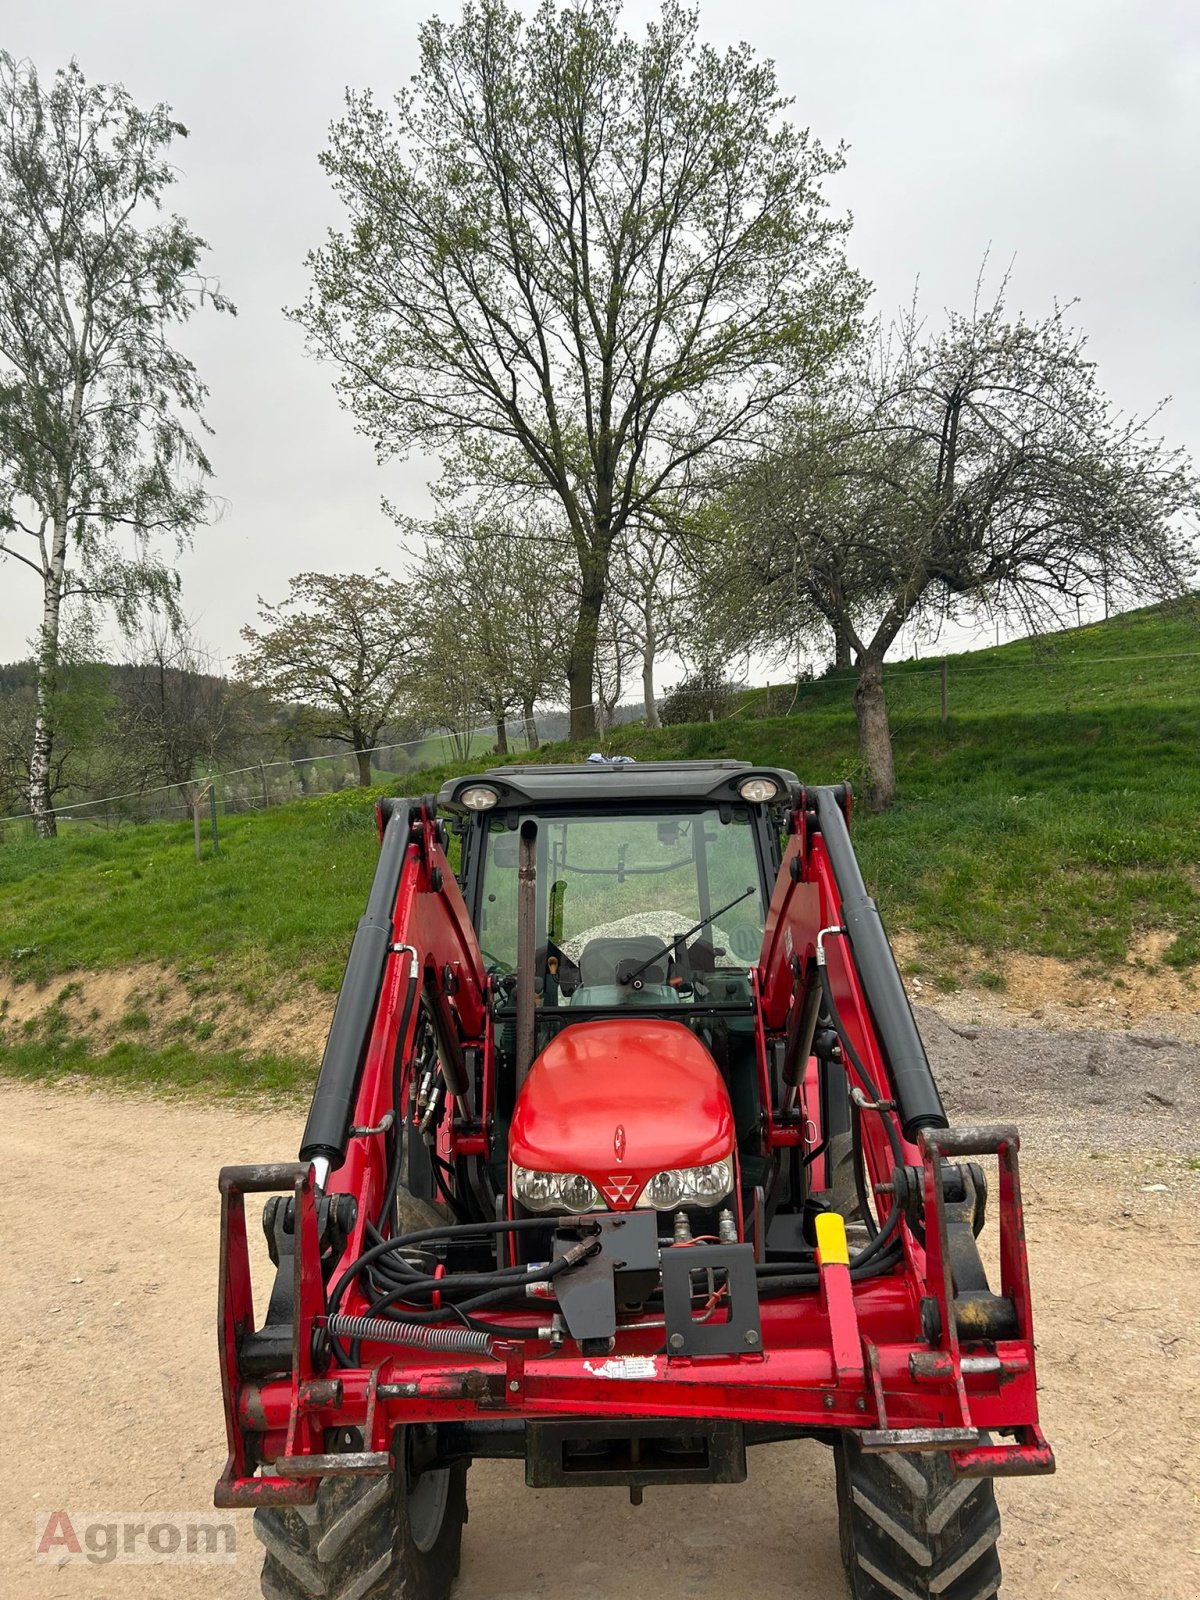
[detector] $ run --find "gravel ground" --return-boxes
[0,1014,1197,1600]
[918,1003,1200,1150]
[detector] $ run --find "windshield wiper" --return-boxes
[618,886,758,989]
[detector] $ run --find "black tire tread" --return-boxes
[837,1439,1002,1600]
[255,1457,466,1600]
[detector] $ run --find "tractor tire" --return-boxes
[394,1186,448,1234]
[826,1129,860,1219]
[835,1436,1002,1600]
[255,1433,468,1600]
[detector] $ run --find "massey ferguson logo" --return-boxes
[601,1174,638,1206]
[613,1124,626,1161]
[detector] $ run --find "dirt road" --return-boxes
[1,1072,1197,1600]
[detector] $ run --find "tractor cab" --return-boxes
[439,761,798,1225]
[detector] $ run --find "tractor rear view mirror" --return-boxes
[657,821,680,847]
[492,838,519,868]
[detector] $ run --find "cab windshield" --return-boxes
[478,807,767,1009]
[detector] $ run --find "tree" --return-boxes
[0,55,233,836]
[293,0,863,738]
[406,602,489,761]
[236,572,418,786]
[593,584,638,735]
[404,505,574,752]
[609,519,690,726]
[116,619,240,790]
[715,277,1199,808]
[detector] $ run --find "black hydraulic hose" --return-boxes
[816,963,906,1169]
[365,1247,595,1320]
[328,1216,591,1316]
[300,801,414,1171]
[756,1242,904,1297]
[370,1283,553,1326]
[374,962,421,1234]
[811,788,947,1139]
[431,1152,471,1221]
[850,1102,879,1240]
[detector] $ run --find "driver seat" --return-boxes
[577,936,669,988]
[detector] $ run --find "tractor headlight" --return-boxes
[460,784,499,810]
[512,1165,602,1214]
[642,1158,734,1210]
[737,776,779,804]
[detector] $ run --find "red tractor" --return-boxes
[215,761,1052,1599]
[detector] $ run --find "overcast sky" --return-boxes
[1,0,1197,671]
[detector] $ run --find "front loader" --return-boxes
[215,761,1053,1599]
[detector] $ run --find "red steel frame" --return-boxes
[216,797,1053,1509]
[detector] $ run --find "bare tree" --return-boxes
[293,0,863,738]
[0,55,233,835]
[608,520,690,727]
[404,504,574,752]
[235,572,418,786]
[117,619,238,789]
[717,275,1199,807]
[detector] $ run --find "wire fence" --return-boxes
[0,700,639,840]
[748,646,1200,728]
[2,638,1197,843]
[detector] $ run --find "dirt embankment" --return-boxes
[3,934,1198,1067]
[896,929,1200,1044]
[0,962,333,1061]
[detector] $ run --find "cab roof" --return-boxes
[436,759,801,813]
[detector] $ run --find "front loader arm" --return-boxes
[300,797,488,1196]
[216,797,491,1506]
[757,784,1052,1476]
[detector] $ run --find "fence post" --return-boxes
[209,774,221,856]
[940,659,948,725]
[259,762,270,810]
[192,792,202,863]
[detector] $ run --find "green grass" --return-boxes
[0,1033,309,1095]
[0,783,392,992]
[0,601,1197,1070]
[738,596,1200,723]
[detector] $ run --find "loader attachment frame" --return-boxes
[215,776,1053,1509]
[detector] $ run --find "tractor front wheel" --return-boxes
[255,1428,467,1600]
[835,1436,1002,1600]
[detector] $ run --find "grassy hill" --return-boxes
[1,599,1197,1092]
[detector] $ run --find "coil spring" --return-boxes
[326,1313,493,1356]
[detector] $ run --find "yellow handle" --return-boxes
[816,1211,850,1267]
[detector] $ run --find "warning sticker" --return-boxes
[583,1356,658,1380]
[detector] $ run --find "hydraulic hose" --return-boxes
[373,961,421,1234]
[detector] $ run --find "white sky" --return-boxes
[1,0,1197,677]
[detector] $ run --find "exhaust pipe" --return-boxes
[515,819,538,1085]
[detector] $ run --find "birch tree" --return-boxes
[0,55,233,835]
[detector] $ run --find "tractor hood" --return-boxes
[509,1018,734,1210]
